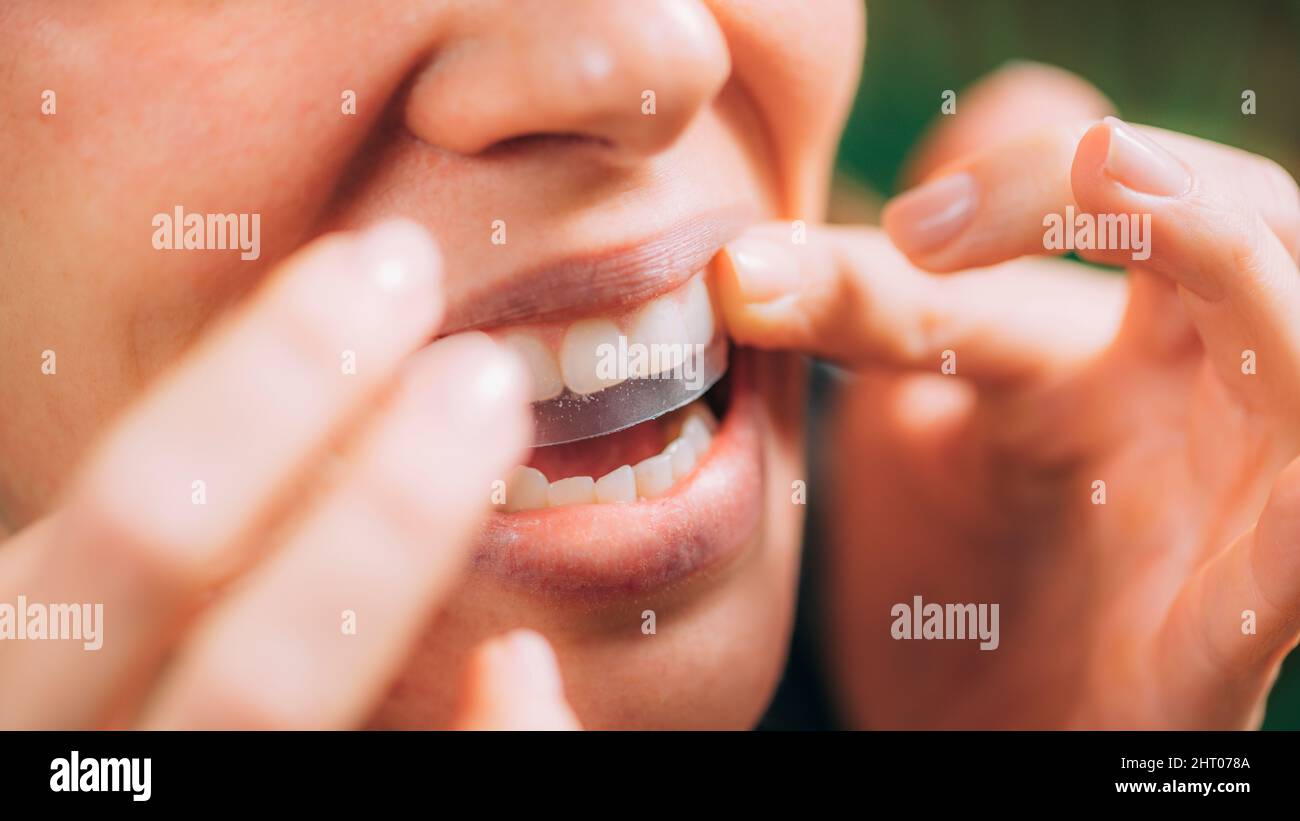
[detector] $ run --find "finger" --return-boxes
[0,516,58,584]
[0,219,444,728]
[1070,118,1300,418]
[884,122,1300,274]
[1159,456,1300,727]
[903,60,1114,185]
[452,630,581,731]
[714,222,1124,384]
[140,333,531,729]
[885,123,1090,272]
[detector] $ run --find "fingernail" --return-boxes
[883,172,977,255]
[720,235,801,304]
[423,331,529,411]
[468,333,528,409]
[1102,117,1190,197]
[354,217,442,295]
[501,629,564,696]
[412,331,532,461]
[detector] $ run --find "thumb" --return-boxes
[1157,455,1300,726]
[903,60,1114,186]
[452,630,582,731]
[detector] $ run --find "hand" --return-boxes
[714,64,1300,728]
[0,220,578,729]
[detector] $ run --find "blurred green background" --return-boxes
[831,0,1300,729]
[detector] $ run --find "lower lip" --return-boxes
[473,349,764,598]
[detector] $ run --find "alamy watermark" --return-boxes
[891,595,999,651]
[1043,205,1151,261]
[596,337,707,391]
[0,595,103,650]
[151,205,261,260]
[50,751,150,802]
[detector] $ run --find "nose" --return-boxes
[404,0,730,162]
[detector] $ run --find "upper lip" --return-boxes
[438,206,754,334]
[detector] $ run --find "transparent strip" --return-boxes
[530,332,728,447]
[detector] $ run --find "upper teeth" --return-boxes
[496,402,718,512]
[490,273,716,402]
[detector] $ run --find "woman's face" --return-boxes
[0,0,863,728]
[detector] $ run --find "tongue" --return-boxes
[527,415,668,481]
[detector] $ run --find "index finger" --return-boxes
[714,222,1124,385]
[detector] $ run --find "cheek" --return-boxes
[2,2,448,328]
[0,3,443,507]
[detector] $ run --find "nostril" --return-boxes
[479,132,614,159]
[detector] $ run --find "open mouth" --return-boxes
[492,270,728,502]
[471,243,764,598]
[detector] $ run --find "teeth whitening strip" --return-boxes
[531,333,727,446]
[489,271,726,446]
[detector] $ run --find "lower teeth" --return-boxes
[496,402,718,512]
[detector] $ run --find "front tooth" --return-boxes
[681,415,713,456]
[548,476,596,507]
[680,274,716,344]
[664,437,697,480]
[633,453,674,499]
[499,332,564,402]
[628,298,687,378]
[503,465,549,512]
[595,464,637,503]
[560,318,626,395]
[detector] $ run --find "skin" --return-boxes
[0,1,859,728]
[4,5,1296,730]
